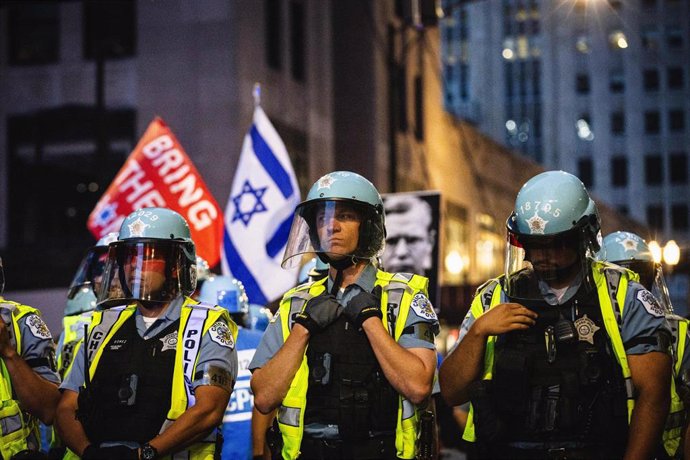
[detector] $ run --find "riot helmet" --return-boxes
[68,232,119,301]
[98,208,197,306]
[597,231,673,313]
[198,275,249,326]
[282,171,386,270]
[505,171,601,298]
[65,286,98,316]
[249,303,273,331]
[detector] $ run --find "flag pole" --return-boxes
[253,83,261,108]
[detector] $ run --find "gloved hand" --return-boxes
[343,285,383,328]
[293,293,342,334]
[82,444,139,460]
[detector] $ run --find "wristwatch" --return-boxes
[141,443,158,460]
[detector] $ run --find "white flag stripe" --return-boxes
[221,104,300,305]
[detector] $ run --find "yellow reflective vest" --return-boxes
[68,297,237,460]
[58,311,95,378]
[0,299,44,459]
[276,271,430,459]
[462,262,648,444]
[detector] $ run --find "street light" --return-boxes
[648,240,681,268]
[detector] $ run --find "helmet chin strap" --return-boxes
[318,253,361,295]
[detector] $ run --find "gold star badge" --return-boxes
[575,314,600,345]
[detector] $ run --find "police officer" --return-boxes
[57,232,119,378]
[250,171,438,460]
[198,275,267,460]
[55,208,238,460]
[440,171,672,459]
[0,257,61,459]
[598,231,689,458]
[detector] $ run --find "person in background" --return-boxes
[440,171,672,459]
[598,230,689,459]
[0,257,61,459]
[198,274,271,460]
[56,208,238,460]
[251,171,438,459]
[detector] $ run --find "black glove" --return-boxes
[343,285,383,328]
[82,444,138,460]
[293,293,342,334]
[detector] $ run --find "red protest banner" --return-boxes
[87,117,223,266]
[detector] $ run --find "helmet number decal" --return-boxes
[520,200,561,218]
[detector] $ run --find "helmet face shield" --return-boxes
[617,260,674,313]
[99,239,195,306]
[282,199,384,268]
[68,246,109,300]
[505,223,590,299]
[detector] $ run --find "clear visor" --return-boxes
[617,260,674,314]
[98,240,192,306]
[282,200,365,269]
[504,230,588,300]
[68,247,109,299]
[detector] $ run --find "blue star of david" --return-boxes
[232,180,269,226]
[94,202,118,227]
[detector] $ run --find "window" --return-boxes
[666,26,683,49]
[672,205,689,231]
[289,0,305,82]
[669,152,688,184]
[642,0,656,6]
[265,0,282,70]
[645,111,661,134]
[645,154,663,184]
[668,67,684,89]
[609,69,625,93]
[611,156,627,186]
[8,3,59,65]
[646,205,664,230]
[617,205,629,216]
[643,69,659,91]
[611,112,625,135]
[641,27,660,50]
[83,1,136,59]
[578,158,593,187]
[669,109,685,132]
[576,73,590,94]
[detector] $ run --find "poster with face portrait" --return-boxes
[381,191,440,307]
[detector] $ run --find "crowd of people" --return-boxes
[0,169,685,459]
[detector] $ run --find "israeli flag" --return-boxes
[221,98,300,305]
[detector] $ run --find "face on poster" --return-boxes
[381,192,440,306]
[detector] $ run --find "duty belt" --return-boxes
[299,434,397,460]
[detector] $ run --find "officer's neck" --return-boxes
[329,260,367,290]
[136,301,171,319]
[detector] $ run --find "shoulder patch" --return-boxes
[637,289,664,317]
[26,314,52,340]
[208,321,235,349]
[410,293,437,321]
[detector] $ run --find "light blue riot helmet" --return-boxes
[505,171,601,293]
[598,231,673,312]
[67,232,119,307]
[282,171,386,270]
[198,275,249,325]
[298,257,329,284]
[64,286,98,316]
[98,208,197,306]
[249,303,272,331]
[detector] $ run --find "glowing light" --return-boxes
[649,241,662,264]
[445,250,465,275]
[663,240,680,266]
[506,120,517,132]
[576,118,594,141]
[502,48,514,60]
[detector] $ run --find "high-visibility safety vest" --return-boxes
[276,270,430,460]
[58,311,95,377]
[664,315,688,457]
[0,299,44,459]
[462,261,677,453]
[67,297,237,460]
